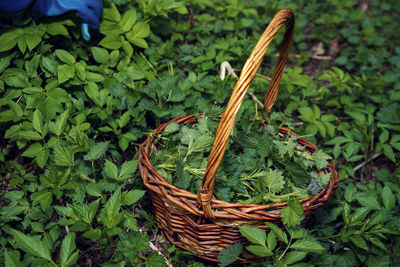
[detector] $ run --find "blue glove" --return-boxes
[0,0,34,13]
[0,0,103,40]
[33,0,103,30]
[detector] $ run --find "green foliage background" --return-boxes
[0,0,399,266]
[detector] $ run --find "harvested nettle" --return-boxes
[151,107,332,204]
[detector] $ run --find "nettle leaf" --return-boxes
[117,231,149,258]
[32,109,44,135]
[11,229,52,262]
[238,226,266,246]
[105,160,118,179]
[18,130,42,140]
[381,186,396,210]
[313,150,331,170]
[290,239,325,252]
[84,142,109,161]
[246,245,273,257]
[99,188,122,228]
[283,251,308,265]
[59,232,79,267]
[265,222,288,244]
[122,189,146,205]
[119,159,137,181]
[55,49,76,65]
[264,170,285,193]
[281,200,304,227]
[54,145,75,167]
[218,243,243,267]
[146,253,166,267]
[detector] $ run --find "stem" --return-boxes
[92,161,96,180]
[317,233,340,240]
[278,237,292,261]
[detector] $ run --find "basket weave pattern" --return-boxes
[138,9,339,262]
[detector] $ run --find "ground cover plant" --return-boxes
[0,0,399,266]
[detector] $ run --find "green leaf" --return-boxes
[298,107,315,123]
[164,122,180,134]
[11,229,52,262]
[41,57,58,76]
[9,101,23,118]
[238,226,266,246]
[131,22,151,38]
[218,243,243,267]
[381,186,396,210]
[60,232,78,267]
[119,159,138,181]
[104,3,121,22]
[281,200,304,227]
[246,245,273,257]
[121,40,133,58]
[32,109,44,134]
[146,253,167,267]
[75,61,86,81]
[284,251,308,265]
[265,222,288,244]
[129,37,148,49]
[290,239,325,252]
[52,109,69,136]
[55,49,76,65]
[383,144,396,162]
[35,148,49,168]
[357,196,380,210]
[264,170,285,193]
[350,235,369,251]
[117,231,149,258]
[83,229,101,241]
[84,142,109,161]
[24,34,41,51]
[47,22,69,36]
[99,188,121,228]
[91,47,109,64]
[54,145,75,167]
[18,130,42,140]
[119,9,137,32]
[267,232,277,251]
[175,159,191,190]
[0,28,23,52]
[57,64,75,84]
[105,160,118,179]
[22,143,42,158]
[4,250,24,267]
[99,34,122,50]
[122,190,146,205]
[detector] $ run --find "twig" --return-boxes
[248,92,263,107]
[353,152,383,172]
[139,229,173,267]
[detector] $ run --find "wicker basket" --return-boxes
[138,9,339,263]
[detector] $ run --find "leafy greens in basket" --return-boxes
[151,110,332,204]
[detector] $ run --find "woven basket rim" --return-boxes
[139,113,339,215]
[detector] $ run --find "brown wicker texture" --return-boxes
[138,9,339,263]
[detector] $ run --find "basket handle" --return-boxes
[197,9,295,218]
